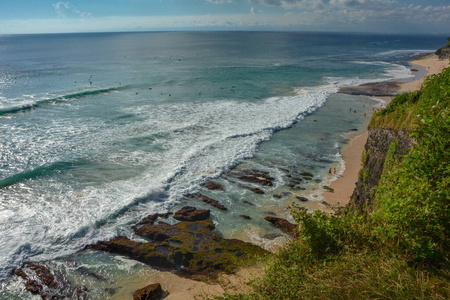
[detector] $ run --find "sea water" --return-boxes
[0,32,445,298]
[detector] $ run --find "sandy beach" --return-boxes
[323,55,449,207]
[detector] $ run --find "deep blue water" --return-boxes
[0,31,446,298]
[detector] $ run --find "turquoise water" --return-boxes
[0,32,445,298]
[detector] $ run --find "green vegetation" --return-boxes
[323,186,334,193]
[212,68,449,299]
[361,150,369,166]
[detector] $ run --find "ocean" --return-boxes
[0,31,445,299]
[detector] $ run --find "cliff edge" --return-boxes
[435,37,450,59]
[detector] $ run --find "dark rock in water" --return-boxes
[229,169,274,187]
[104,288,118,296]
[338,82,399,96]
[350,128,358,131]
[250,188,265,194]
[296,196,309,202]
[264,216,297,235]
[73,286,88,298]
[299,172,314,177]
[173,206,210,222]
[291,177,302,182]
[133,283,163,300]
[139,212,173,225]
[263,233,282,240]
[25,280,43,295]
[243,200,255,206]
[203,181,224,191]
[291,186,306,191]
[240,215,251,220]
[27,263,57,287]
[15,263,88,300]
[90,218,268,280]
[273,192,290,199]
[238,174,273,186]
[13,268,28,279]
[76,266,107,281]
[197,194,227,210]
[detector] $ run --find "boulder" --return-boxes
[264,216,297,235]
[139,212,173,225]
[173,206,210,222]
[203,181,224,191]
[249,188,265,194]
[197,194,227,210]
[228,169,274,187]
[296,196,309,202]
[133,283,163,300]
[27,263,57,287]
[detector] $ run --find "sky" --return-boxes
[0,0,449,34]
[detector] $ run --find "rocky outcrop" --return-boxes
[228,169,275,187]
[435,38,450,59]
[138,212,173,225]
[90,208,268,280]
[203,181,224,191]
[349,128,413,209]
[196,194,227,210]
[339,82,399,97]
[13,263,88,299]
[173,206,210,222]
[264,216,297,235]
[133,283,163,300]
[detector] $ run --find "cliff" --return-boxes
[349,128,412,209]
[435,37,450,59]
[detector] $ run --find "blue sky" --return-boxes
[0,0,449,34]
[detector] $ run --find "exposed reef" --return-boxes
[338,82,399,97]
[89,207,269,281]
[13,263,88,299]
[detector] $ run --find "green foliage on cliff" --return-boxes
[212,68,449,300]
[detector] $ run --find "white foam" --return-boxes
[326,61,413,88]
[0,83,338,280]
[376,49,434,58]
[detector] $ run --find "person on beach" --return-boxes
[329,168,332,175]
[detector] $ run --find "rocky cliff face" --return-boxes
[435,38,450,59]
[349,128,413,209]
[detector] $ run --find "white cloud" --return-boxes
[53,2,92,19]
[1,1,449,34]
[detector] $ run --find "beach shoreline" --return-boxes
[322,54,449,207]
